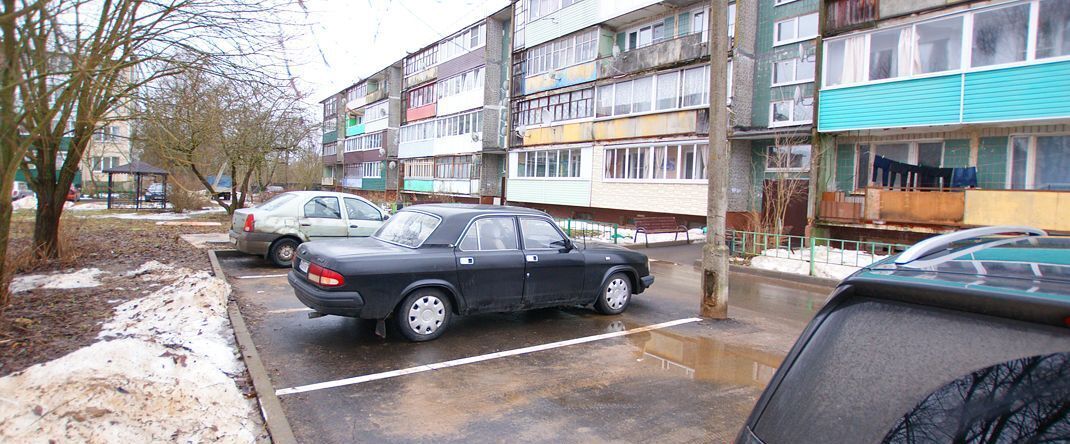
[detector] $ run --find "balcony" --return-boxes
[322,130,338,144]
[819,189,1070,233]
[321,177,335,186]
[825,0,878,35]
[597,33,708,79]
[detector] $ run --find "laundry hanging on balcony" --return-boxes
[871,155,974,189]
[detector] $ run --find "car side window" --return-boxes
[881,352,1070,443]
[344,198,381,221]
[520,218,567,250]
[459,217,518,251]
[303,197,341,219]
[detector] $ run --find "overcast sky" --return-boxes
[286,0,512,105]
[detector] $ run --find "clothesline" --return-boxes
[871,155,978,190]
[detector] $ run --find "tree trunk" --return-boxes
[701,0,730,319]
[32,182,64,259]
[0,187,14,307]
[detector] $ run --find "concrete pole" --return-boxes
[701,0,730,319]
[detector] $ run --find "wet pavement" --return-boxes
[219,245,831,443]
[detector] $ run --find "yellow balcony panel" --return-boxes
[522,121,593,146]
[592,110,699,141]
[964,190,1070,232]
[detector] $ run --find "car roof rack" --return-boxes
[895,226,1047,267]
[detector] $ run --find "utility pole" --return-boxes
[701,0,729,319]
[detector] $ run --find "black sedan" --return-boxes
[288,204,654,341]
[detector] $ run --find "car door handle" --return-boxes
[349,224,359,228]
[300,223,311,227]
[459,257,474,265]
[526,255,539,262]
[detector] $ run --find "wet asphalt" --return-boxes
[219,243,831,443]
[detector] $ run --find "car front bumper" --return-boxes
[229,230,277,256]
[640,275,655,292]
[287,270,365,317]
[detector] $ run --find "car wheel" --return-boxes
[595,273,632,315]
[395,289,452,342]
[268,238,299,268]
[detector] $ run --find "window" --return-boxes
[303,196,341,219]
[770,95,814,127]
[524,28,599,77]
[869,28,908,80]
[915,16,963,74]
[766,145,812,171]
[322,116,337,134]
[459,217,519,251]
[93,126,122,142]
[361,161,381,178]
[405,158,434,178]
[363,100,389,122]
[439,23,487,62]
[345,198,382,221]
[513,88,593,127]
[772,45,816,86]
[347,83,367,102]
[774,13,818,46]
[655,72,679,110]
[435,155,473,179]
[681,66,710,107]
[437,67,485,100]
[1009,135,1070,190]
[404,46,438,76]
[434,110,482,138]
[407,83,435,109]
[373,211,440,248]
[604,142,708,181]
[515,148,583,178]
[400,120,437,143]
[971,3,1029,67]
[322,143,337,156]
[528,0,582,21]
[344,132,383,152]
[1038,0,1070,59]
[849,141,975,189]
[597,66,710,117]
[520,218,567,250]
[91,156,120,172]
[323,100,336,117]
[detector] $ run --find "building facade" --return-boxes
[396,7,513,204]
[338,64,403,202]
[813,0,1070,241]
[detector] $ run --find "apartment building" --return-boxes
[338,64,403,202]
[320,91,344,188]
[397,7,513,204]
[813,0,1070,241]
[504,0,736,225]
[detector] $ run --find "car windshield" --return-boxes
[373,211,440,248]
[256,192,298,211]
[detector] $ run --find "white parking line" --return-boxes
[235,274,289,279]
[275,317,702,396]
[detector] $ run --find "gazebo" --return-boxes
[102,160,169,210]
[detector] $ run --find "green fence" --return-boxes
[726,230,911,276]
[555,218,626,244]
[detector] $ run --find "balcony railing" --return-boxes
[825,0,878,35]
[819,188,965,226]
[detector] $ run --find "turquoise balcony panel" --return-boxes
[361,177,385,191]
[322,131,338,144]
[962,61,1070,123]
[404,179,433,193]
[345,123,365,137]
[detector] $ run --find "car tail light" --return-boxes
[242,214,255,232]
[307,263,344,287]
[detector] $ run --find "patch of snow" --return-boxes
[748,246,888,280]
[180,233,231,249]
[66,202,108,211]
[123,260,174,281]
[11,195,36,211]
[92,212,190,221]
[0,263,258,442]
[10,268,105,293]
[557,220,706,245]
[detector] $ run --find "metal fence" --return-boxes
[555,218,626,244]
[726,230,911,276]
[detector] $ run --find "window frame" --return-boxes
[768,96,815,128]
[456,215,521,252]
[518,216,570,251]
[774,12,819,47]
[765,144,813,172]
[602,141,709,183]
[302,196,343,220]
[513,148,585,179]
[1006,133,1070,190]
[846,139,953,192]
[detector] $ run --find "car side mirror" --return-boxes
[381,213,390,221]
[561,238,576,252]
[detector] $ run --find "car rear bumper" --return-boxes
[229,230,277,256]
[287,270,365,317]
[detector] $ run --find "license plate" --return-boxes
[298,259,310,273]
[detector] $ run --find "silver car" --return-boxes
[230,191,389,267]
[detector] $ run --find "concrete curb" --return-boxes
[209,250,298,444]
[726,263,841,290]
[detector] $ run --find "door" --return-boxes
[762,179,809,237]
[519,217,585,305]
[343,197,384,237]
[454,216,526,311]
[299,196,348,239]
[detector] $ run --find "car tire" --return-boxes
[595,273,632,315]
[268,238,299,268]
[395,289,452,342]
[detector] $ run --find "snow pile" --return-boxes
[748,246,888,280]
[11,195,36,211]
[10,268,106,293]
[0,264,258,443]
[557,219,706,244]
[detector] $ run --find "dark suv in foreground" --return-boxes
[739,226,1070,443]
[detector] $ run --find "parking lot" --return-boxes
[217,246,829,443]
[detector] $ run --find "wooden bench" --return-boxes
[633,216,690,247]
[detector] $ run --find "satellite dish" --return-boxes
[388,161,397,169]
[471,132,480,142]
[378,148,386,156]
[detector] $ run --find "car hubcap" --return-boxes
[605,278,630,310]
[408,295,445,334]
[278,244,295,261]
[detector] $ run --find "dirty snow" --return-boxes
[180,232,231,249]
[66,202,109,211]
[9,268,106,293]
[0,263,259,443]
[11,195,36,211]
[557,219,706,244]
[748,246,888,280]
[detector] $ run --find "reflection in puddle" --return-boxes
[621,324,783,388]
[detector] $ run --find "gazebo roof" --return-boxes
[102,160,168,175]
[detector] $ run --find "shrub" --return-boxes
[169,189,209,213]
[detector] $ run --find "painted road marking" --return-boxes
[235,274,289,279]
[265,308,314,315]
[275,317,702,396]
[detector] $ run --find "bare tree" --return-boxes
[759,131,813,235]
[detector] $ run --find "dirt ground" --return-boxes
[0,207,231,377]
